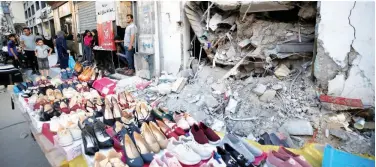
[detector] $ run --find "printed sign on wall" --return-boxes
[96,1,116,23]
[97,21,116,51]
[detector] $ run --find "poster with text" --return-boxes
[96,1,116,23]
[97,21,116,51]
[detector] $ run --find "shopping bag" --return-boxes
[68,55,75,70]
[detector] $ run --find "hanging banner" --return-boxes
[96,1,116,23]
[97,21,116,51]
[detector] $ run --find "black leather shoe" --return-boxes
[82,126,99,155]
[93,121,114,148]
[217,146,241,167]
[224,143,253,167]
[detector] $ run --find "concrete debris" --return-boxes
[226,46,237,58]
[320,95,364,111]
[325,129,330,138]
[364,122,375,130]
[225,98,240,114]
[209,13,222,31]
[204,95,219,108]
[252,84,267,96]
[240,1,294,13]
[238,39,252,48]
[219,15,236,26]
[298,3,317,20]
[272,84,283,90]
[274,64,291,78]
[282,119,313,136]
[214,1,240,11]
[188,95,201,104]
[259,89,276,102]
[211,82,226,94]
[330,129,350,141]
[159,73,177,83]
[178,69,194,78]
[171,78,187,93]
[327,74,345,96]
[276,43,314,53]
[211,119,225,132]
[151,83,172,95]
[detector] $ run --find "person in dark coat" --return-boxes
[55,31,69,69]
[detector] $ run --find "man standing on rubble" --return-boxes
[123,14,137,76]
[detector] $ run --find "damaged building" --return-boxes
[131,1,375,155]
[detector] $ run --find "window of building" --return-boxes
[25,11,28,19]
[28,8,31,17]
[36,1,40,11]
[33,18,35,25]
[24,2,27,9]
[41,1,46,8]
[31,5,35,15]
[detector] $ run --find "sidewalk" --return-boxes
[0,90,49,166]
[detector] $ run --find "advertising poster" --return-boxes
[97,21,116,51]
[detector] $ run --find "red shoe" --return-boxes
[190,124,209,144]
[199,122,221,145]
[156,120,179,139]
[278,147,312,167]
[163,118,186,136]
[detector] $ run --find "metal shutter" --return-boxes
[77,1,96,33]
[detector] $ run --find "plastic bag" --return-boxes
[68,56,75,70]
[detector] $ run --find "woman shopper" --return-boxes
[55,31,69,69]
[83,30,93,64]
[91,29,100,67]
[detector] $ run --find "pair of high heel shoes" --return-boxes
[86,97,105,118]
[103,97,123,126]
[120,122,168,167]
[117,91,134,110]
[134,102,155,127]
[79,117,114,155]
[39,103,61,121]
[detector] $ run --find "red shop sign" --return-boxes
[97,21,116,51]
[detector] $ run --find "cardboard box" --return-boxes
[54,135,83,161]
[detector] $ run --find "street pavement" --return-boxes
[0,53,60,167]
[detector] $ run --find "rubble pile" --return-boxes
[185,1,316,77]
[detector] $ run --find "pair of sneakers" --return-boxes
[56,121,81,147]
[150,152,182,167]
[167,136,216,165]
[173,111,197,130]
[265,146,312,167]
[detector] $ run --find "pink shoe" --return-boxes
[266,151,302,167]
[162,152,183,167]
[150,156,168,167]
[173,112,190,130]
[278,147,312,167]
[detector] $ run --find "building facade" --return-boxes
[23,1,54,39]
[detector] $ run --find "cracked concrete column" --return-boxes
[314,1,375,105]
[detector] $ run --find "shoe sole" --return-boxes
[209,139,221,146]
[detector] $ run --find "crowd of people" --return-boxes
[3,14,137,77]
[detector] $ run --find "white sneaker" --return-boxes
[57,128,74,147]
[59,113,70,128]
[179,136,213,160]
[50,116,60,132]
[67,121,81,141]
[167,138,201,165]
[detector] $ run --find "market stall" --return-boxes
[8,65,375,167]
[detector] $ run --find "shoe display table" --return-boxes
[8,87,87,167]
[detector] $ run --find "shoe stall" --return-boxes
[9,62,376,167]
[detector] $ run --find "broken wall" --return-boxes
[314,1,375,105]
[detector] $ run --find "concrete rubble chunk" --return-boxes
[240,1,295,13]
[219,15,236,26]
[253,84,267,96]
[204,95,219,108]
[171,78,188,93]
[238,39,252,48]
[178,69,194,78]
[209,13,222,31]
[282,119,313,136]
[272,84,283,90]
[226,46,237,58]
[259,89,276,102]
[276,43,314,53]
[214,1,241,11]
[274,64,291,78]
[328,74,345,96]
[211,82,226,94]
[330,129,350,141]
[298,4,316,20]
[225,98,240,114]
